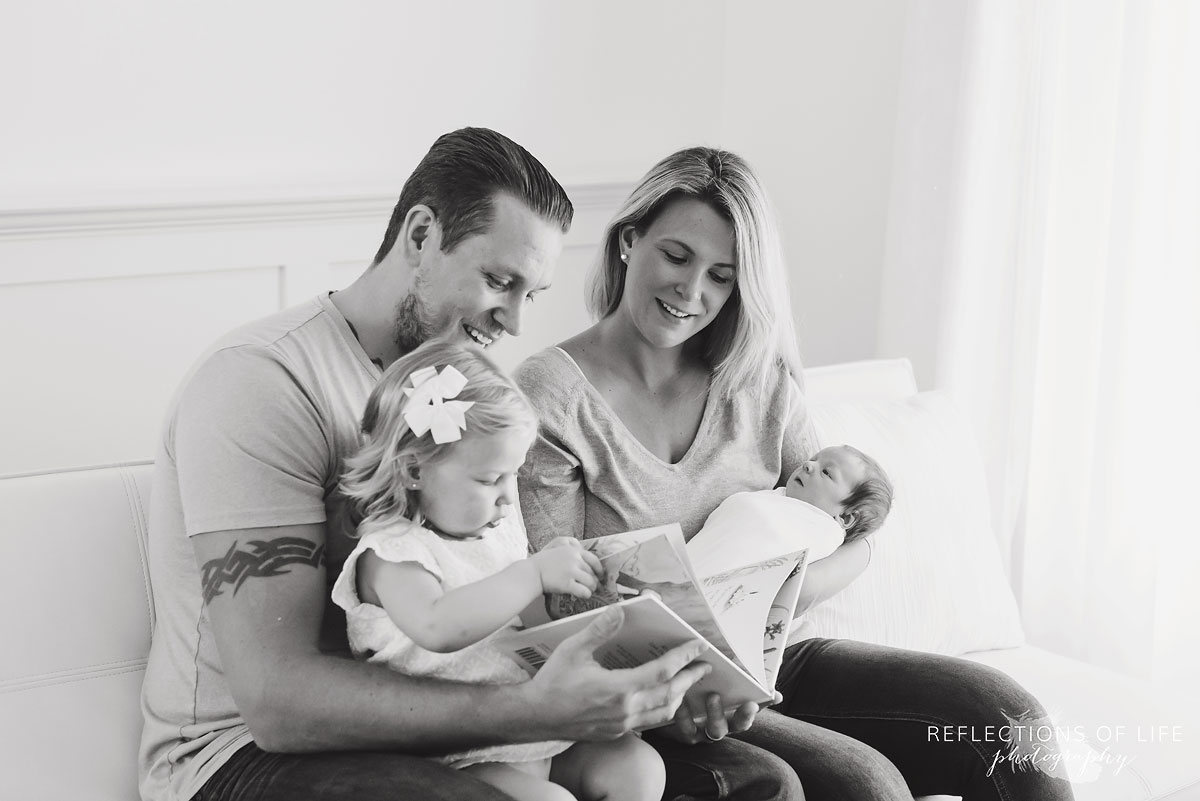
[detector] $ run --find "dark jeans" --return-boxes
[197,639,1077,801]
[657,638,1077,801]
[194,743,517,801]
[646,732,805,801]
[195,736,802,801]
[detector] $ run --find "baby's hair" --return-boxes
[840,446,894,543]
[340,339,537,535]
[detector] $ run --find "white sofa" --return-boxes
[2,358,1196,801]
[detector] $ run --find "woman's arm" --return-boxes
[518,429,587,549]
[793,537,870,616]
[360,545,599,653]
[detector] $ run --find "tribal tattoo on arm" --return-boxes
[201,537,326,605]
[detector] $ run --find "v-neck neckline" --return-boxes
[552,346,715,469]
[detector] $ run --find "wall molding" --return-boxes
[0,182,631,241]
[0,184,626,473]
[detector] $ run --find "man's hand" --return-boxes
[521,605,711,740]
[656,690,781,745]
[531,537,602,597]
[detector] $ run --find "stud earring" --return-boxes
[620,253,628,263]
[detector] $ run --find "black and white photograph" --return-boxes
[2,1,1197,800]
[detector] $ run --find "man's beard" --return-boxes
[391,289,443,357]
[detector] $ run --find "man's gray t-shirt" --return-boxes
[139,294,380,801]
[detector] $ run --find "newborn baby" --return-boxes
[688,446,894,576]
[783,445,893,542]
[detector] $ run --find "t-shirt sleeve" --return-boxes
[174,345,330,536]
[780,372,821,486]
[519,422,586,552]
[516,354,586,551]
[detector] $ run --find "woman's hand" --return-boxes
[531,537,603,597]
[657,690,781,745]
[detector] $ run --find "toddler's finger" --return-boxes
[576,567,598,591]
[581,549,603,575]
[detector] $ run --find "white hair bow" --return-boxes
[402,365,475,444]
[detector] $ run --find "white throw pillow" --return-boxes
[791,391,1025,655]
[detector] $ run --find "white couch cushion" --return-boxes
[0,463,154,801]
[791,391,1026,655]
[965,646,1200,801]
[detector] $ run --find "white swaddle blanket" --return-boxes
[688,488,845,578]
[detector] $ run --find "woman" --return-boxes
[515,147,1075,801]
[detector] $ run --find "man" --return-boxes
[138,128,789,801]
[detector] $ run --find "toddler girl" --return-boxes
[333,340,665,801]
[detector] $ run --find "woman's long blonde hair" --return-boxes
[340,339,537,534]
[588,147,802,401]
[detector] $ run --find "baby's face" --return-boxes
[785,446,867,523]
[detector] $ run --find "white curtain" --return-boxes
[882,0,1199,684]
[1017,0,1200,685]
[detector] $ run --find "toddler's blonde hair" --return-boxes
[340,339,537,534]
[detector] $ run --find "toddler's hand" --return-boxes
[542,535,586,551]
[531,539,602,598]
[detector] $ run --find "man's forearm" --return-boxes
[193,525,564,753]
[249,605,714,753]
[249,651,539,753]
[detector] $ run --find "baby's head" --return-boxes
[341,339,537,539]
[785,445,894,542]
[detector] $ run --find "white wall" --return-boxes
[0,0,728,206]
[0,0,920,474]
[720,0,912,370]
[875,0,973,391]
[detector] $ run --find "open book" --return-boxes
[493,523,811,717]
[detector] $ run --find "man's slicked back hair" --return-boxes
[372,127,574,265]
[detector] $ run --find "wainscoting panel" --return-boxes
[0,185,626,475]
[0,267,280,473]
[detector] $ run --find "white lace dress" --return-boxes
[331,516,571,768]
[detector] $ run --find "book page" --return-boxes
[685,491,845,681]
[520,524,680,628]
[522,520,816,682]
[581,523,682,559]
[761,552,809,688]
[535,525,744,669]
[699,550,805,685]
[496,594,773,720]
